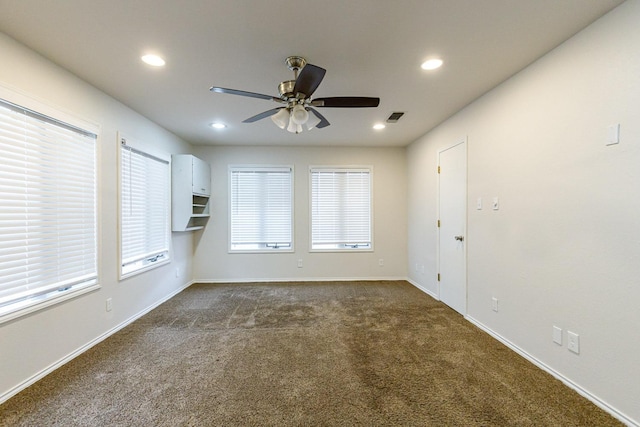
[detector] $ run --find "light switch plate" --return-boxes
[492,197,499,210]
[553,325,562,345]
[606,124,620,146]
[477,197,483,210]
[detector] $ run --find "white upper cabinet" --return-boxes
[172,154,211,231]
[191,155,211,196]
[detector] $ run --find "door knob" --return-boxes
[454,235,464,241]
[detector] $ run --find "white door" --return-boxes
[438,140,467,315]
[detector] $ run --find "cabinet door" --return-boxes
[192,156,211,196]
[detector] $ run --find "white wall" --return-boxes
[191,145,407,281]
[407,1,640,424]
[3,0,637,421]
[0,33,195,402]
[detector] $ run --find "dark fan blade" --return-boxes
[210,86,278,101]
[293,64,326,98]
[242,108,283,123]
[308,108,330,129]
[312,97,380,108]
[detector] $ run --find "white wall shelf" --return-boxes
[172,154,211,232]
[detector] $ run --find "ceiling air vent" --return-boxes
[386,112,405,123]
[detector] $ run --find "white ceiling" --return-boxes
[0,0,624,147]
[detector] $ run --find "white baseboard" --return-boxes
[465,315,637,427]
[196,276,408,284]
[407,279,636,426]
[5,278,634,426]
[0,280,195,405]
[405,278,439,300]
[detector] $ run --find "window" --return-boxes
[310,166,372,251]
[119,135,170,277]
[229,166,293,252]
[0,97,98,322]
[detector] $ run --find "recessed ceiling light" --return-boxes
[421,58,443,71]
[141,54,166,67]
[210,122,226,129]
[373,123,386,130]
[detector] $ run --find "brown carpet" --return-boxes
[0,281,621,426]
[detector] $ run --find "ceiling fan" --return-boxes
[210,56,380,134]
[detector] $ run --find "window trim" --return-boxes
[0,85,100,324]
[228,165,294,254]
[309,165,374,253]
[118,132,171,279]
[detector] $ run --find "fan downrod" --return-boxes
[278,56,307,99]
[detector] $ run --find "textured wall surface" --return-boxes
[407,1,640,424]
[0,33,194,403]
[192,145,408,282]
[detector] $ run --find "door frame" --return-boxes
[437,138,468,314]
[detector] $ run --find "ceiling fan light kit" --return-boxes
[287,117,301,134]
[290,104,309,125]
[210,56,380,134]
[271,108,289,129]
[305,112,321,130]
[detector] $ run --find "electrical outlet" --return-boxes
[106,298,112,312]
[553,326,563,345]
[491,297,499,312]
[297,259,303,268]
[568,331,580,354]
[175,268,180,278]
[378,259,384,266]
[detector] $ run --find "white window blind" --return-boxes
[310,167,372,250]
[229,166,293,251]
[0,98,98,321]
[120,139,170,276]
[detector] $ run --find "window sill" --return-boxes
[309,248,374,253]
[120,257,171,280]
[0,282,100,325]
[228,249,295,254]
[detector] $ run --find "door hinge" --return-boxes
[437,273,441,282]
[437,219,440,228]
[437,165,441,174]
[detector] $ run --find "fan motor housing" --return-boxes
[278,80,295,99]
